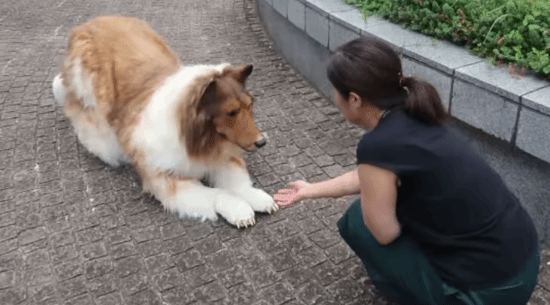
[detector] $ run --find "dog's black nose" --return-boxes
[255,138,267,148]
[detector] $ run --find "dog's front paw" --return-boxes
[240,188,279,214]
[235,218,256,229]
[215,193,256,229]
[165,191,218,222]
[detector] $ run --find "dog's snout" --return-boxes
[255,138,267,148]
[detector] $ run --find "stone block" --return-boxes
[522,86,550,116]
[361,19,433,52]
[273,0,288,18]
[516,107,550,164]
[452,79,518,141]
[306,0,354,16]
[402,57,452,111]
[329,19,360,51]
[331,10,384,33]
[403,40,483,75]
[288,0,306,30]
[455,62,549,103]
[306,6,329,47]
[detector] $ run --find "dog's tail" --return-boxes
[52,74,67,106]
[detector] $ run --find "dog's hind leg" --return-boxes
[57,59,130,167]
[67,108,130,167]
[52,74,67,106]
[55,24,131,167]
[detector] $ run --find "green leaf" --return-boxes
[442,3,454,16]
[505,0,516,12]
[432,2,441,13]
[523,15,535,27]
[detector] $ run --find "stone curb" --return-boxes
[258,0,550,164]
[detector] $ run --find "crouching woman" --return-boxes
[274,37,540,305]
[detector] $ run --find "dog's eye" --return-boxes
[228,110,239,117]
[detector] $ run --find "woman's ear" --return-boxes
[348,92,363,110]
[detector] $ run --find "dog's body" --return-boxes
[52,16,278,228]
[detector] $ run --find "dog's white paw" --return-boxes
[165,191,218,222]
[236,218,256,229]
[215,193,256,229]
[187,210,218,222]
[240,188,279,214]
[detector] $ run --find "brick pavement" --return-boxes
[0,0,548,304]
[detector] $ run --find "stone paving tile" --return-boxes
[0,0,548,304]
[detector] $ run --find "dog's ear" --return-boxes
[185,78,220,157]
[196,79,218,114]
[223,64,253,84]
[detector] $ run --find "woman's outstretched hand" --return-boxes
[274,180,312,206]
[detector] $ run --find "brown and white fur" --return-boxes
[52,16,278,228]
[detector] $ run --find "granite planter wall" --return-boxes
[258,0,550,164]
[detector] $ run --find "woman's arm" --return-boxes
[274,169,360,206]
[357,163,401,245]
[301,169,361,199]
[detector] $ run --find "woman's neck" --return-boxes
[356,105,386,130]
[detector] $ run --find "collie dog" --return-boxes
[52,16,278,228]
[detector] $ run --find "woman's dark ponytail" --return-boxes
[328,37,449,125]
[400,76,448,125]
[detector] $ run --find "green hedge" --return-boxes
[343,0,550,79]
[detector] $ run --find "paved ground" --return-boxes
[0,0,548,304]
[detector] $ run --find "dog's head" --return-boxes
[184,64,266,157]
